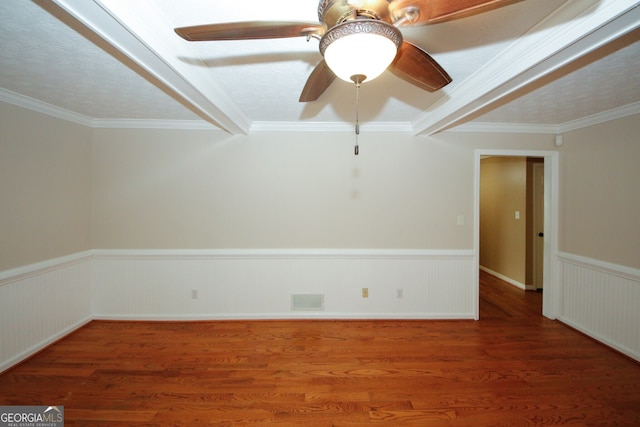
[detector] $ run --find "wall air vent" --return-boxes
[291,294,325,311]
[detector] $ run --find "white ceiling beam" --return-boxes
[414,0,640,136]
[50,0,251,135]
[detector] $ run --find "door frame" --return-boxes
[473,149,560,320]
[532,161,545,290]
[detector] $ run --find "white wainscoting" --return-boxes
[2,249,639,372]
[91,249,477,321]
[0,252,93,373]
[558,252,640,361]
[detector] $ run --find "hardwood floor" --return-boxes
[479,269,543,319]
[1,271,639,426]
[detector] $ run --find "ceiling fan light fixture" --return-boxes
[320,20,402,83]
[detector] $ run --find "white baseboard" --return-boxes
[93,312,476,322]
[559,316,639,362]
[479,265,526,290]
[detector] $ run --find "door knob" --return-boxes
[538,232,544,237]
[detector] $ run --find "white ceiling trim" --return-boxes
[250,121,414,133]
[92,119,219,130]
[0,88,93,127]
[557,99,640,132]
[5,84,638,134]
[450,122,560,134]
[452,100,640,134]
[50,0,249,134]
[94,0,255,133]
[0,88,216,130]
[4,1,638,136]
[1,84,412,132]
[413,0,640,136]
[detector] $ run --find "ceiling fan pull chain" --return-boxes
[352,74,365,156]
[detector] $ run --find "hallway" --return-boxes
[479,269,542,319]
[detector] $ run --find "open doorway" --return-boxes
[473,149,559,321]
[478,156,544,317]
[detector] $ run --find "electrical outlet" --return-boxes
[362,288,369,298]
[191,289,198,299]
[397,289,403,298]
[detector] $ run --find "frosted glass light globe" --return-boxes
[320,20,402,83]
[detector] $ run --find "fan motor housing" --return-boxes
[318,0,392,27]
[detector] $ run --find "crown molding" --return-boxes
[0,88,222,130]
[450,122,559,134]
[453,101,640,134]
[5,85,639,135]
[1,88,413,132]
[0,88,94,127]
[92,119,220,130]
[557,100,640,133]
[250,121,414,133]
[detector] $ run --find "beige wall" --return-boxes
[3,99,639,271]
[90,129,474,249]
[89,129,562,251]
[479,156,527,284]
[560,114,640,269]
[0,103,92,270]
[435,123,640,271]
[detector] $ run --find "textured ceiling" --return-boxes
[0,0,200,121]
[473,26,640,126]
[1,0,639,134]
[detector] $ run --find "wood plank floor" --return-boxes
[1,271,639,426]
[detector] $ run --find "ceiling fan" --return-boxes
[175,0,522,102]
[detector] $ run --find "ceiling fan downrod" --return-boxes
[351,74,366,156]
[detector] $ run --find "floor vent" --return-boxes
[291,294,325,311]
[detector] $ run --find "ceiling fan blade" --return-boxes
[389,0,522,26]
[299,60,336,102]
[389,42,452,92]
[175,21,326,41]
